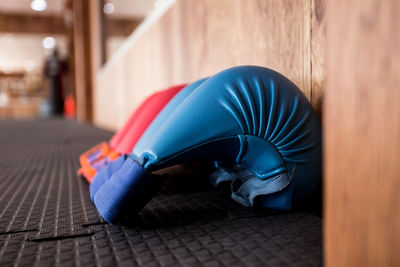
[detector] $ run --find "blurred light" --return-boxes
[1,67,11,75]
[24,60,36,72]
[42,37,56,49]
[154,0,168,9]
[103,3,114,14]
[31,0,47,12]
[0,91,9,107]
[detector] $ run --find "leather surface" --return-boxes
[132,78,208,157]
[133,66,321,209]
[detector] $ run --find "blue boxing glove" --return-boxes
[92,66,322,223]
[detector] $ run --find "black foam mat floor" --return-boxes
[0,119,322,266]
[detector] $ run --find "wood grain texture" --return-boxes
[0,12,67,34]
[324,0,400,266]
[105,17,142,37]
[311,0,326,119]
[94,0,324,130]
[72,0,90,121]
[73,0,103,122]
[0,11,140,37]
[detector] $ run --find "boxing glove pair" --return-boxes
[91,66,322,223]
[78,84,187,182]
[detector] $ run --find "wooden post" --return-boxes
[325,0,400,266]
[72,0,103,122]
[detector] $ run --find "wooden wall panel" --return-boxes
[325,0,400,266]
[311,0,326,119]
[95,0,323,130]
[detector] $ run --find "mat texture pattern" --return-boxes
[0,119,322,266]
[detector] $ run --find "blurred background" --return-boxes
[0,0,155,119]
